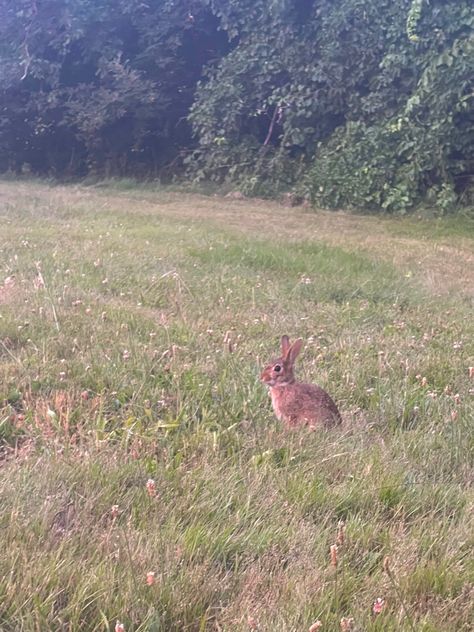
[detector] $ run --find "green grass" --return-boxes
[0,180,473,631]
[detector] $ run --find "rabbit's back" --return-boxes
[271,382,341,428]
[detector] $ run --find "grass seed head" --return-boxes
[336,520,346,546]
[330,544,338,567]
[309,621,323,631]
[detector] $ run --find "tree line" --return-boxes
[0,0,472,212]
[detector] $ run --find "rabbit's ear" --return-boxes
[281,335,291,357]
[288,338,303,365]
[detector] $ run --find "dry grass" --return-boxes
[3,179,472,296]
[0,179,473,631]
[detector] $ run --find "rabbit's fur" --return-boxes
[260,335,341,428]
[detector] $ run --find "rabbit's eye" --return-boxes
[274,364,281,372]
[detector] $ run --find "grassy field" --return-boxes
[0,180,473,632]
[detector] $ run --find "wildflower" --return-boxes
[122,350,130,360]
[115,622,125,632]
[373,598,385,615]
[340,617,354,631]
[330,544,338,567]
[146,479,156,497]
[469,367,474,379]
[309,621,323,631]
[111,505,119,519]
[421,376,428,387]
[146,571,155,586]
[81,390,89,401]
[247,615,258,629]
[450,410,458,421]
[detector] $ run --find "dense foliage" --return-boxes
[1,0,472,212]
[0,0,227,176]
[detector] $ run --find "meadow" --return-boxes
[0,180,473,631]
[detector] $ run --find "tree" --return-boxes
[0,0,472,212]
[0,0,227,176]
[189,0,474,211]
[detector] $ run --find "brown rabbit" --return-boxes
[260,335,342,428]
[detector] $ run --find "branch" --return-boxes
[263,105,279,147]
[20,43,31,81]
[20,0,38,81]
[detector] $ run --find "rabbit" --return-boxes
[260,335,342,428]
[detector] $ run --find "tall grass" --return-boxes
[0,180,473,631]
